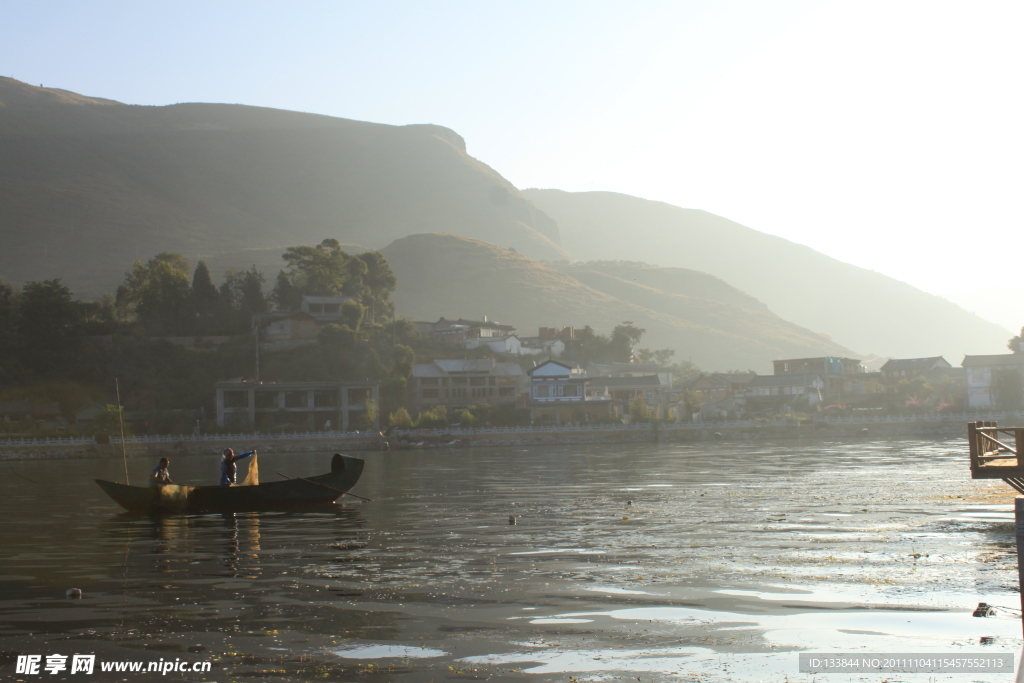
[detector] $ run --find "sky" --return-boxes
[4,0,1023,329]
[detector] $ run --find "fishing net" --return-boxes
[241,451,259,486]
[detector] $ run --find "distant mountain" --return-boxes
[0,77,567,297]
[382,233,855,371]
[523,189,1010,360]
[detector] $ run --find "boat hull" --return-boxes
[95,455,364,514]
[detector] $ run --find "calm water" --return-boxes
[0,439,1020,682]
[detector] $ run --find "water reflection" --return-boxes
[0,440,1019,682]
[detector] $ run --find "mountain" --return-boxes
[523,189,1010,360]
[381,233,855,371]
[0,77,567,297]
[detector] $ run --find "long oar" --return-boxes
[276,472,372,501]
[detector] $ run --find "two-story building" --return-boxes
[527,360,611,424]
[464,334,522,355]
[262,311,320,347]
[587,375,668,420]
[301,295,358,320]
[409,359,525,415]
[518,337,566,357]
[962,354,1024,408]
[773,356,875,403]
[744,374,826,411]
[879,356,953,393]
[215,379,379,431]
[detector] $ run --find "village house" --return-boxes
[464,334,522,355]
[518,337,565,357]
[74,403,105,432]
[408,359,525,415]
[262,311,320,347]
[962,354,1024,408]
[0,401,65,430]
[301,295,357,319]
[527,360,611,424]
[587,374,668,420]
[688,371,756,418]
[215,379,379,431]
[744,374,826,411]
[415,317,516,346]
[689,372,755,403]
[879,356,953,392]
[773,356,872,402]
[586,361,674,390]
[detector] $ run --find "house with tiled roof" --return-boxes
[409,358,525,414]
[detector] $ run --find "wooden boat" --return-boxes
[95,454,365,514]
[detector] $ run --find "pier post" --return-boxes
[1016,497,1024,683]
[1016,498,1024,638]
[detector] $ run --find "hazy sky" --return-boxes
[4,1,1022,328]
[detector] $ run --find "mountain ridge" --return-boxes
[0,78,567,297]
[524,188,1009,360]
[382,233,854,371]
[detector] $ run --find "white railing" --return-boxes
[0,435,98,447]
[110,430,379,445]
[0,430,380,448]
[394,411,1024,437]
[4,412,1021,448]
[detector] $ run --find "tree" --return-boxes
[279,240,397,320]
[191,260,220,310]
[282,239,361,296]
[610,321,646,362]
[270,270,302,311]
[363,398,378,429]
[391,344,415,381]
[388,407,413,429]
[220,266,267,316]
[1009,327,1024,354]
[628,395,652,423]
[318,323,355,351]
[357,251,397,321]
[340,299,365,330]
[94,404,126,435]
[0,278,20,381]
[416,405,448,429]
[564,322,648,364]
[117,253,193,334]
[18,279,84,376]
[682,388,702,417]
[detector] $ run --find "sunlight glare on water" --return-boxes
[0,437,1019,681]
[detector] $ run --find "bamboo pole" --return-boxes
[116,378,129,485]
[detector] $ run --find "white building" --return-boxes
[962,354,1024,408]
[464,334,522,355]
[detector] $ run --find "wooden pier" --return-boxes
[968,421,1024,493]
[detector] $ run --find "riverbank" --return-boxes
[0,417,976,460]
[0,434,387,461]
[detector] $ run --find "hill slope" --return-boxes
[0,78,567,296]
[523,189,1009,360]
[382,234,854,371]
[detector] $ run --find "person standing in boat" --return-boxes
[220,448,254,486]
[150,457,172,487]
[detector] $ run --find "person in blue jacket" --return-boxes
[220,448,254,486]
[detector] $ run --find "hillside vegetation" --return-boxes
[382,233,853,371]
[524,188,1009,360]
[0,78,566,298]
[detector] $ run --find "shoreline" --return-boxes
[0,420,969,461]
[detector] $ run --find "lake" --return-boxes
[0,438,1020,682]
